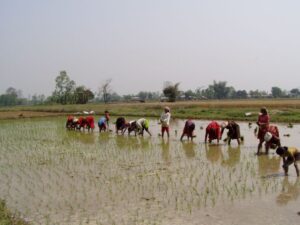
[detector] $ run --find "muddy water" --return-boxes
[0,118,299,225]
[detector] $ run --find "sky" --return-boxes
[1,0,300,97]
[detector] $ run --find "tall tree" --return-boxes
[74,86,94,104]
[290,88,300,97]
[209,81,231,99]
[52,71,76,104]
[99,79,112,104]
[163,81,180,102]
[271,86,283,98]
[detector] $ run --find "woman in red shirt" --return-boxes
[205,121,221,144]
[256,107,270,154]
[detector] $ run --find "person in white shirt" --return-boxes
[160,106,171,138]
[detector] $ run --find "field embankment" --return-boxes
[1,99,300,122]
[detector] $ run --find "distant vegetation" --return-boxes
[1,70,300,107]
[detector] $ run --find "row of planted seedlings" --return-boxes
[0,118,286,225]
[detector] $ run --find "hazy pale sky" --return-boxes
[1,0,300,97]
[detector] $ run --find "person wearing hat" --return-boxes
[276,146,300,177]
[257,107,270,154]
[160,106,171,138]
[221,120,241,145]
[263,125,281,154]
[205,121,221,144]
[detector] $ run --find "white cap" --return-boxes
[264,132,272,142]
[89,111,95,115]
[83,111,89,115]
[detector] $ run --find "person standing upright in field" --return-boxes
[256,107,270,155]
[104,110,110,128]
[160,106,171,138]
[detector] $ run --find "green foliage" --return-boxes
[163,82,180,102]
[271,86,283,98]
[52,71,76,104]
[0,88,27,107]
[50,71,94,105]
[74,86,94,104]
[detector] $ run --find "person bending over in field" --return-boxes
[205,121,221,144]
[66,115,75,130]
[127,120,138,136]
[76,116,88,131]
[221,121,241,145]
[97,111,110,133]
[98,116,108,132]
[256,107,270,154]
[86,114,95,132]
[180,119,196,141]
[115,117,127,134]
[263,125,281,154]
[136,118,152,136]
[276,146,300,177]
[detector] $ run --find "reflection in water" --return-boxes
[97,132,111,147]
[66,131,96,145]
[205,144,223,164]
[161,139,170,163]
[258,155,281,176]
[115,135,126,150]
[182,142,196,158]
[221,146,241,167]
[276,177,300,206]
[139,137,151,150]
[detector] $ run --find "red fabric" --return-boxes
[67,115,74,122]
[266,125,280,148]
[78,117,87,127]
[257,114,270,140]
[206,121,221,141]
[161,127,169,133]
[86,116,95,129]
[268,125,279,137]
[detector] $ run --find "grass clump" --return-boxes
[0,200,29,225]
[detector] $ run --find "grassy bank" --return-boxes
[1,99,300,122]
[0,200,28,225]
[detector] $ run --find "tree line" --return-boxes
[1,71,300,106]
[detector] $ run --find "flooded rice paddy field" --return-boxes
[0,117,299,225]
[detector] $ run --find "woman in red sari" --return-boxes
[256,107,270,155]
[205,121,221,144]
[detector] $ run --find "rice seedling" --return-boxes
[0,118,299,224]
